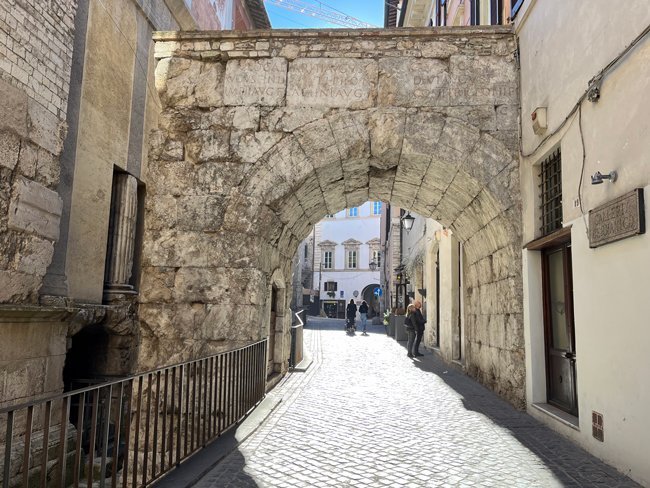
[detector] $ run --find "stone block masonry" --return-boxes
[0,0,77,304]
[146,27,526,407]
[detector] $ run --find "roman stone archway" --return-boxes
[140,27,523,406]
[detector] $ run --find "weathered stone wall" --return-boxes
[0,0,77,304]
[145,27,524,405]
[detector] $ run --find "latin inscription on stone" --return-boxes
[589,188,645,248]
[224,58,287,106]
[378,58,450,107]
[287,58,377,108]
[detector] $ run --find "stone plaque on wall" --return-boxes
[287,58,377,108]
[588,188,645,248]
[224,58,287,106]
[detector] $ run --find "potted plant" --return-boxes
[391,307,407,341]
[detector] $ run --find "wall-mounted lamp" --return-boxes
[401,212,415,231]
[369,261,378,272]
[591,170,617,185]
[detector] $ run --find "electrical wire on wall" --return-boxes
[520,22,650,236]
[520,22,650,160]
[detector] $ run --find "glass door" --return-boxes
[542,243,578,416]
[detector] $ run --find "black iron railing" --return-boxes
[0,339,267,488]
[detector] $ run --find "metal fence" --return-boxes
[0,339,267,488]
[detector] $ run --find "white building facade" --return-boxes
[313,202,382,319]
[516,1,650,484]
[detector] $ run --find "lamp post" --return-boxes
[401,212,415,231]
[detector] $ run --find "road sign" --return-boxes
[374,287,382,297]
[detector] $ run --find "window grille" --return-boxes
[373,202,382,215]
[539,149,563,235]
[348,207,358,217]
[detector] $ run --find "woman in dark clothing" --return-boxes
[346,299,357,331]
[412,300,426,356]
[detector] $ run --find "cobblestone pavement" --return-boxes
[193,318,640,488]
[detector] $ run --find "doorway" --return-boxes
[542,242,578,416]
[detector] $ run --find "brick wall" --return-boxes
[0,0,77,303]
[0,1,76,120]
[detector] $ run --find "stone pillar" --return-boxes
[103,173,138,299]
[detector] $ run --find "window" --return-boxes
[435,0,447,26]
[323,251,333,269]
[325,214,335,218]
[490,0,503,24]
[348,207,358,217]
[347,250,357,269]
[372,201,382,215]
[372,250,381,267]
[470,0,480,25]
[539,149,562,236]
[511,0,525,19]
[324,281,338,291]
[304,244,308,259]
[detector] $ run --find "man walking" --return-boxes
[359,300,369,335]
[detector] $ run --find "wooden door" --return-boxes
[542,243,578,416]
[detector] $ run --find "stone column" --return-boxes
[103,173,138,299]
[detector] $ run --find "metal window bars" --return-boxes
[539,149,563,235]
[0,339,267,488]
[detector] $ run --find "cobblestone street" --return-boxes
[193,317,636,488]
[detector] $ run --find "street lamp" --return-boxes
[369,261,378,272]
[401,212,415,231]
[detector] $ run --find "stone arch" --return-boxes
[142,28,523,406]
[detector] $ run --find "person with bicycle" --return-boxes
[346,299,357,332]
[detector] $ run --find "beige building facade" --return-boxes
[516,0,650,484]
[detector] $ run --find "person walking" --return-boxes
[412,300,426,357]
[346,299,357,332]
[404,304,416,358]
[359,300,369,335]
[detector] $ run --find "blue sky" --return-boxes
[265,0,386,29]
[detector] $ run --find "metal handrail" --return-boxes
[0,339,268,488]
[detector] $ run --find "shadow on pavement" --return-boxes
[152,431,259,488]
[406,348,639,487]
